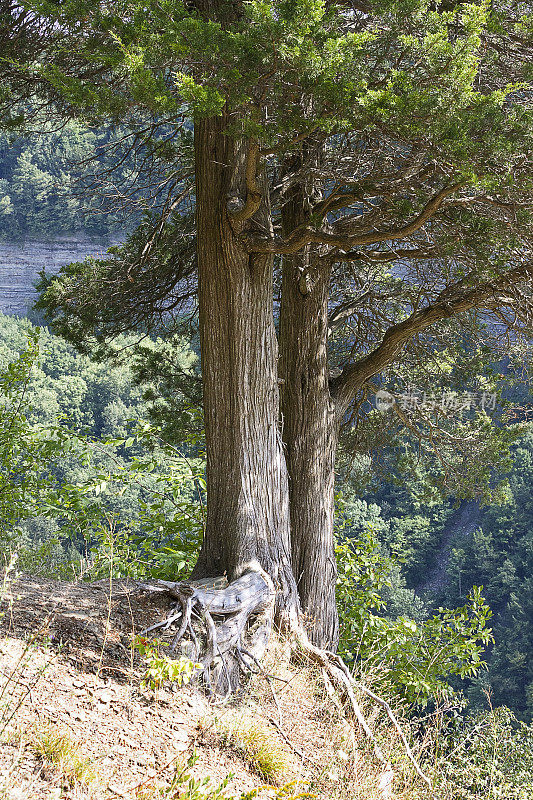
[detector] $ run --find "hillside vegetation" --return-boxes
[1,312,532,718]
[1,574,533,800]
[1,1,532,795]
[0,315,532,798]
[0,123,141,239]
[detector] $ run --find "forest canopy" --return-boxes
[0,119,149,238]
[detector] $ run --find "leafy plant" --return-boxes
[436,706,533,800]
[0,314,205,581]
[133,636,201,692]
[336,524,493,706]
[0,329,73,561]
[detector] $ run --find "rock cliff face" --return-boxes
[414,500,481,597]
[0,236,116,316]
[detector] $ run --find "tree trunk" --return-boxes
[279,156,339,649]
[191,115,299,630]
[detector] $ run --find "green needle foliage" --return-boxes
[5,0,529,354]
[1,0,532,746]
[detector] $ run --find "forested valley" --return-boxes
[0,120,143,238]
[1,307,532,721]
[0,2,532,798]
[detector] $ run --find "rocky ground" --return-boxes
[0,574,423,800]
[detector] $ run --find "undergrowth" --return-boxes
[215,714,292,784]
[135,754,315,800]
[27,722,95,786]
[1,561,533,800]
[133,635,201,694]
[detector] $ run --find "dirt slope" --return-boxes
[0,574,427,800]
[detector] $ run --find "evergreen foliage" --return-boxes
[0,0,532,756]
[0,119,145,238]
[441,431,533,720]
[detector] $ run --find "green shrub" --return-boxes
[336,526,493,706]
[437,706,533,800]
[133,636,201,692]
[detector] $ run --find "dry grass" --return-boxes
[0,574,438,800]
[1,722,96,800]
[215,712,293,784]
[198,634,435,800]
[28,722,96,786]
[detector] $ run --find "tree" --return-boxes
[0,118,151,237]
[3,1,532,668]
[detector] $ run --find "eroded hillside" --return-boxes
[0,574,416,800]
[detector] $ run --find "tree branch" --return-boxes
[227,141,262,223]
[247,182,464,254]
[259,127,320,156]
[328,291,372,334]
[330,261,533,416]
[331,246,438,263]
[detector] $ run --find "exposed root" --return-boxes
[352,682,431,788]
[292,629,384,761]
[267,716,315,765]
[139,564,275,696]
[292,628,432,790]
[138,571,431,790]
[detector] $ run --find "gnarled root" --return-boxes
[291,628,432,793]
[139,569,431,792]
[139,562,275,697]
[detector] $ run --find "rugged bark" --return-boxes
[279,154,339,649]
[191,115,299,631]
